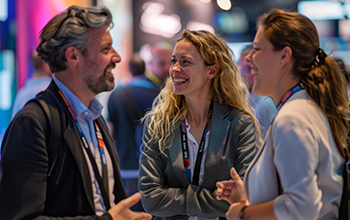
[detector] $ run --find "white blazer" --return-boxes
[244,90,344,220]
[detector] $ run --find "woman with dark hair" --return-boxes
[139,29,260,220]
[217,9,350,220]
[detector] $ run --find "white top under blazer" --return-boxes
[244,89,344,220]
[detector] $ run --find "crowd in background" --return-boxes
[0,4,350,220]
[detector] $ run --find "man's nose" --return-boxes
[111,47,122,64]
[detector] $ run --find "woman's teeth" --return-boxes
[174,78,187,83]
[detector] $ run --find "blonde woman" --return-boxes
[217,9,350,220]
[138,29,260,220]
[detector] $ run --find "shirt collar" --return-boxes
[184,118,210,145]
[53,77,103,120]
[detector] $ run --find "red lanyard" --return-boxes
[273,84,303,120]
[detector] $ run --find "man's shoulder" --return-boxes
[127,75,159,90]
[14,93,49,119]
[8,100,50,139]
[15,100,45,118]
[108,85,130,103]
[133,74,149,81]
[15,89,64,122]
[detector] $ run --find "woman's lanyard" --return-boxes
[273,84,303,121]
[58,90,111,210]
[180,101,213,185]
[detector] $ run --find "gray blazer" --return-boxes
[139,101,257,220]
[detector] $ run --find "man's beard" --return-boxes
[83,61,115,94]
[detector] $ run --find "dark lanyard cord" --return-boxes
[181,101,213,185]
[58,90,111,210]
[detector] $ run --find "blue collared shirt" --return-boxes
[53,77,115,215]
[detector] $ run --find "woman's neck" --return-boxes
[185,96,212,127]
[272,76,301,107]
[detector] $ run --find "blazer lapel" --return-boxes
[63,124,94,209]
[95,118,127,203]
[202,102,231,188]
[48,81,95,210]
[168,123,191,185]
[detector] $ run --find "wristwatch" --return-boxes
[238,205,249,220]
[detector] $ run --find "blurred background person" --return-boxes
[129,53,146,77]
[107,42,173,211]
[12,49,52,117]
[145,41,175,83]
[238,45,275,144]
[139,29,259,220]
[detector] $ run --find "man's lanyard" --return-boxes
[94,121,109,199]
[180,101,213,185]
[58,90,111,210]
[273,84,303,120]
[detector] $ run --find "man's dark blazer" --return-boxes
[0,81,127,220]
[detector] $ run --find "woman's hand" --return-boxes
[216,167,248,204]
[226,202,248,220]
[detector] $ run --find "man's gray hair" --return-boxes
[36,5,113,73]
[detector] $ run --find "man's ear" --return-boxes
[208,64,220,79]
[280,46,292,67]
[65,46,79,66]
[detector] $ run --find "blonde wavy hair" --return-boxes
[262,9,350,158]
[143,29,261,153]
